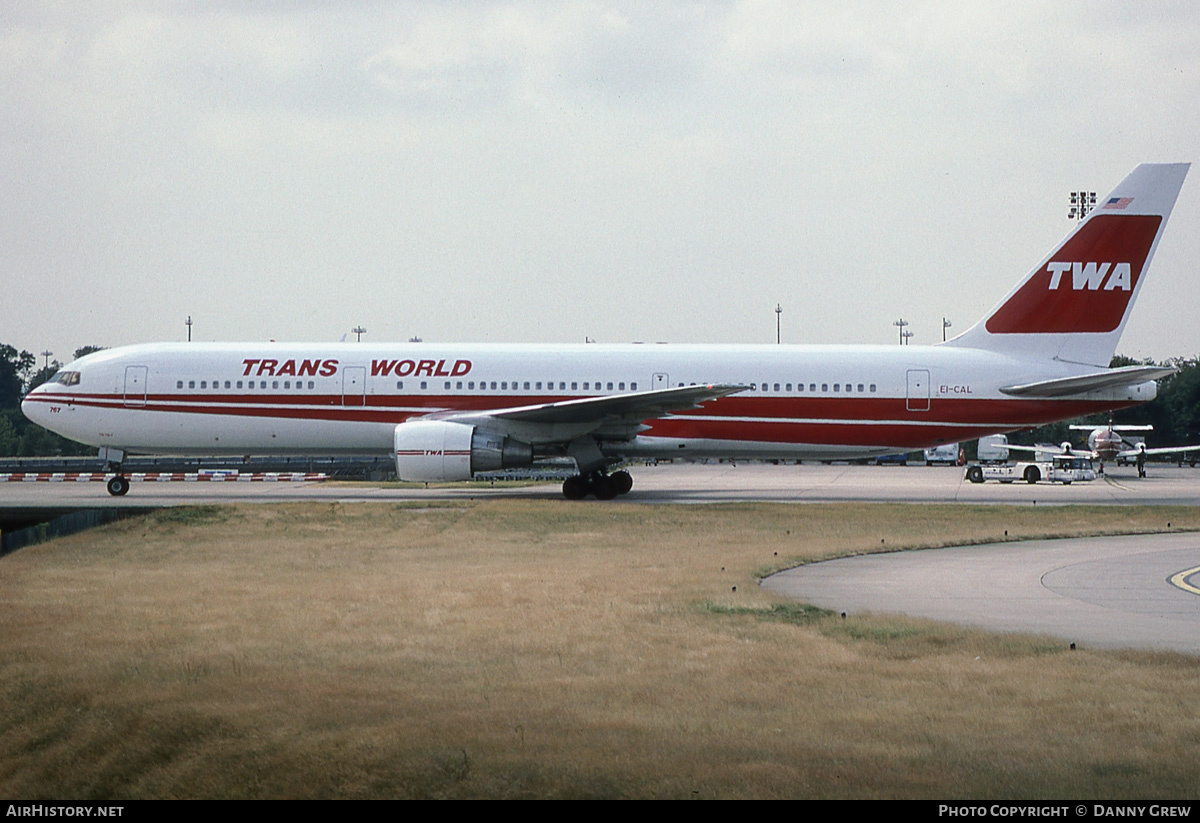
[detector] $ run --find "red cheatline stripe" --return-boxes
[395,450,471,456]
[23,392,1136,429]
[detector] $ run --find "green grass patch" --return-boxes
[148,505,231,525]
[699,600,834,625]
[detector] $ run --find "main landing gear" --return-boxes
[106,475,130,496]
[561,469,634,500]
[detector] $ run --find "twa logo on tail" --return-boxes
[984,214,1162,334]
[1046,261,1132,291]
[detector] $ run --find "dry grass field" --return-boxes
[2,500,1200,799]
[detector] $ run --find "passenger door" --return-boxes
[123,365,148,408]
[342,366,366,407]
[906,369,930,412]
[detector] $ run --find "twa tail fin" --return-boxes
[944,163,1189,367]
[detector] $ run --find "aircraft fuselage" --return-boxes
[22,341,1153,462]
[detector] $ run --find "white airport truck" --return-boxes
[976,434,1010,464]
[964,452,1096,485]
[923,443,960,465]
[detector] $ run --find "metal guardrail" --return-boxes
[0,507,150,556]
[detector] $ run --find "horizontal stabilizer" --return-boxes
[999,365,1176,398]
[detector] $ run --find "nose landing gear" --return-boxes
[100,447,129,496]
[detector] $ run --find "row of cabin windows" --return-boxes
[175,378,876,395]
[678,381,879,393]
[754,382,877,393]
[391,380,877,394]
[396,380,638,392]
[178,379,317,390]
[175,378,639,393]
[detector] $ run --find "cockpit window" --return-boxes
[55,371,81,386]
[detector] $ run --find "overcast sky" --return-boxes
[3,1,1199,368]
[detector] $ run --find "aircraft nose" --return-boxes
[21,384,51,426]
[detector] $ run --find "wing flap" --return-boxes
[424,383,747,437]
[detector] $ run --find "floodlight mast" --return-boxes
[1069,190,1097,221]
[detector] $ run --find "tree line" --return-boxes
[1,341,1198,458]
[0,344,105,457]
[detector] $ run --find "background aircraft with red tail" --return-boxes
[1006,421,1200,477]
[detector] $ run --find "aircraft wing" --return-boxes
[1068,424,1154,432]
[427,383,749,440]
[1118,444,1200,458]
[1003,443,1098,459]
[1000,365,1177,398]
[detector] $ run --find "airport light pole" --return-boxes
[185,316,192,342]
[943,317,952,342]
[352,326,367,342]
[776,303,782,344]
[893,318,908,345]
[1069,191,1096,221]
[901,329,913,345]
[41,350,52,370]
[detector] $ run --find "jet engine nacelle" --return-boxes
[394,420,534,481]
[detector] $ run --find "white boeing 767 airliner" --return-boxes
[22,163,1189,498]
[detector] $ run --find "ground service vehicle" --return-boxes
[923,443,959,465]
[965,455,1096,484]
[976,434,1010,464]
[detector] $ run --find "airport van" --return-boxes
[923,444,959,465]
[976,435,1009,464]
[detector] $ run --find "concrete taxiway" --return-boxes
[762,531,1200,655]
[1,462,1199,507]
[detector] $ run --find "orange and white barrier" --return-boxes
[0,472,329,483]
